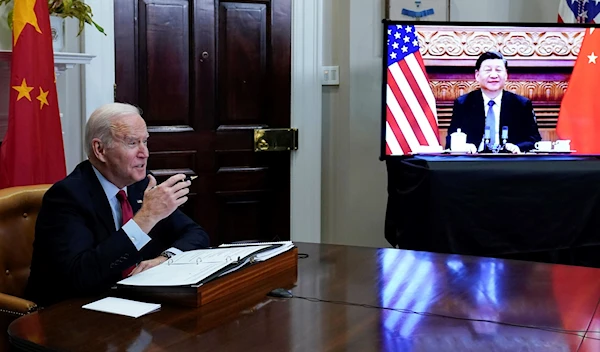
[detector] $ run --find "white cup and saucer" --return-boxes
[449,128,467,153]
[553,139,571,152]
[535,140,572,153]
[534,141,552,152]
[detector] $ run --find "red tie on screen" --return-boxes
[116,190,136,277]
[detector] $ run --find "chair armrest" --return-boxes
[0,292,37,316]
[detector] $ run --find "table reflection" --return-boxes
[377,249,578,351]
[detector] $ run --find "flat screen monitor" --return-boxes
[380,20,598,158]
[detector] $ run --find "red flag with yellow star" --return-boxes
[0,0,66,188]
[557,27,600,154]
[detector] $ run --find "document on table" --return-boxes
[215,241,295,277]
[169,246,269,264]
[116,245,272,286]
[82,297,160,318]
[219,241,295,261]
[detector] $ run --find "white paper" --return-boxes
[82,297,160,318]
[117,260,232,286]
[219,241,292,247]
[169,246,271,264]
[254,242,294,261]
[219,241,294,261]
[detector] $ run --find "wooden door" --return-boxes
[114,0,291,245]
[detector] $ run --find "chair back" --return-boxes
[0,185,50,298]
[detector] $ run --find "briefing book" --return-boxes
[117,241,295,287]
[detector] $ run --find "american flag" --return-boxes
[558,0,600,23]
[385,24,440,156]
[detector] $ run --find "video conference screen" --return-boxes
[380,20,597,158]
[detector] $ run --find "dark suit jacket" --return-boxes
[445,89,541,152]
[25,160,210,306]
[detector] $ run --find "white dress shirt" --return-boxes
[478,90,503,152]
[92,165,152,250]
[92,166,183,256]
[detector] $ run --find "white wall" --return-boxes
[321,0,564,248]
[0,5,10,49]
[323,0,389,248]
[508,0,561,23]
[321,0,390,248]
[450,0,561,22]
[450,0,510,21]
[59,19,85,174]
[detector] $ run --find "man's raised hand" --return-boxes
[133,174,191,233]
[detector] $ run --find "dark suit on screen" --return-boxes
[445,89,541,152]
[25,160,209,306]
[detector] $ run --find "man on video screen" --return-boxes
[445,51,541,153]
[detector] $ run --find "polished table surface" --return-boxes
[9,242,600,351]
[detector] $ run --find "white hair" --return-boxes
[84,103,142,157]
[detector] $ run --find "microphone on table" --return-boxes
[483,127,492,153]
[499,126,510,154]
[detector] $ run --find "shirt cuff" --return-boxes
[122,220,152,250]
[166,247,182,256]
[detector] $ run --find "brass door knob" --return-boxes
[257,139,269,151]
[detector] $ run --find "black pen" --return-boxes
[183,175,198,182]
[138,175,197,203]
[151,174,196,188]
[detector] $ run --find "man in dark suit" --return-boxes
[446,51,541,153]
[25,103,210,306]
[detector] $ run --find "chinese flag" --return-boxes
[0,0,66,188]
[557,28,600,154]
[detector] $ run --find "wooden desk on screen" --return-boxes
[9,242,600,351]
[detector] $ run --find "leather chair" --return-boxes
[0,184,50,316]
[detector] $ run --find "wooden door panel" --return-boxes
[139,0,191,126]
[114,1,138,105]
[218,194,268,243]
[217,167,268,191]
[215,126,262,150]
[115,0,291,245]
[194,0,216,131]
[218,2,267,124]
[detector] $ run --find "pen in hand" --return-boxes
[137,175,197,203]
[182,175,198,182]
[152,175,197,189]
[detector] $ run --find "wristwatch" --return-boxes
[160,250,175,259]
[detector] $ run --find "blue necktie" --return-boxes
[486,100,496,146]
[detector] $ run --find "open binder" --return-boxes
[117,241,295,287]
[114,241,298,307]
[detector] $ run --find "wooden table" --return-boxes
[9,242,600,351]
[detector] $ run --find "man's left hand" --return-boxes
[505,143,521,154]
[128,256,168,276]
